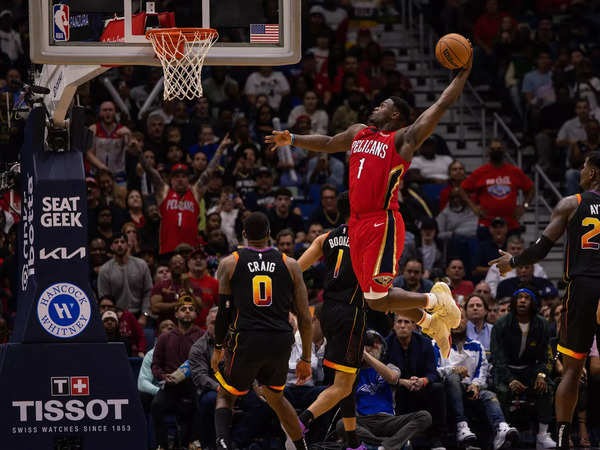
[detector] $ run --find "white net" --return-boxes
[146,28,218,101]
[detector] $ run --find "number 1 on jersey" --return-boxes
[333,249,344,279]
[357,158,365,179]
[252,275,273,306]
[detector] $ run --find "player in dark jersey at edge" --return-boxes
[266,57,473,357]
[210,212,313,450]
[490,151,600,450]
[296,192,366,450]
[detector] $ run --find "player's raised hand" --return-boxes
[489,249,513,276]
[265,130,292,151]
[295,358,312,385]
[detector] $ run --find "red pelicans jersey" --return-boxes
[159,189,200,254]
[349,127,409,214]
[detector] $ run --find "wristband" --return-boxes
[290,133,295,145]
[299,356,310,364]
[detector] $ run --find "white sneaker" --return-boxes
[536,432,557,449]
[494,423,519,449]
[429,282,461,329]
[422,313,451,358]
[456,422,477,444]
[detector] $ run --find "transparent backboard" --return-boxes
[29,0,300,66]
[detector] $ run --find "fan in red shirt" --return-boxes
[461,139,534,233]
[267,57,474,357]
[185,247,218,328]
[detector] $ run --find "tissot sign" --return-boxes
[0,107,146,449]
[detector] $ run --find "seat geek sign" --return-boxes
[1,107,146,449]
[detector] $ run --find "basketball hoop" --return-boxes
[146,28,218,101]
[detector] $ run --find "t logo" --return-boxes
[70,376,89,396]
[51,377,70,396]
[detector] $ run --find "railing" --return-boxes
[398,0,563,233]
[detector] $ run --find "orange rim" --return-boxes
[145,27,218,42]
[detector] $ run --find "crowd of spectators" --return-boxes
[1,0,600,449]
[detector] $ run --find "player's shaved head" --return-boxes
[243,212,270,241]
[587,151,600,175]
[390,96,411,124]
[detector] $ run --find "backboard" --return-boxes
[29,0,301,66]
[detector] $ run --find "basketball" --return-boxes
[435,33,472,69]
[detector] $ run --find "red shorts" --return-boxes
[348,210,405,296]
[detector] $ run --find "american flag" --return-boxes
[250,24,280,43]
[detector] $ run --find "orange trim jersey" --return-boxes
[348,127,409,214]
[564,190,600,280]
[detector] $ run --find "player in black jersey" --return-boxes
[296,192,367,450]
[210,212,313,450]
[490,151,600,450]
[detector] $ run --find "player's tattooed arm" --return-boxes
[297,233,328,271]
[265,123,366,154]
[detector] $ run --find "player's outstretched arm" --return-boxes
[489,195,578,274]
[297,233,328,271]
[398,56,472,160]
[265,123,366,154]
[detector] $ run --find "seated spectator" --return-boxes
[151,297,203,450]
[556,98,591,151]
[521,50,555,129]
[435,307,518,449]
[490,288,556,449]
[309,185,344,230]
[473,281,494,309]
[565,117,600,194]
[485,235,547,297]
[189,306,220,449]
[446,259,474,302]
[122,221,141,255]
[417,218,443,279]
[151,253,200,324]
[336,329,432,450]
[330,89,367,135]
[208,189,243,248]
[138,319,176,414]
[464,294,493,353]
[243,166,277,212]
[244,66,290,112]
[276,228,295,258]
[331,55,370,95]
[97,233,153,325]
[287,91,328,135]
[102,310,132,355]
[294,222,324,258]
[385,314,446,450]
[496,264,556,301]
[99,295,146,356]
[461,140,534,237]
[437,189,479,277]
[305,146,345,188]
[393,259,433,293]
[267,188,305,241]
[89,237,108,292]
[439,159,467,211]
[226,143,260,196]
[473,217,509,281]
[284,309,330,443]
[185,247,218,328]
[406,137,454,206]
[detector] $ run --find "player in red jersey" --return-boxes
[141,136,231,254]
[267,59,473,357]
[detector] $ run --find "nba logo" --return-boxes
[53,4,69,42]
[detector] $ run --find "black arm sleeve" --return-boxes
[214,294,233,348]
[511,235,555,267]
